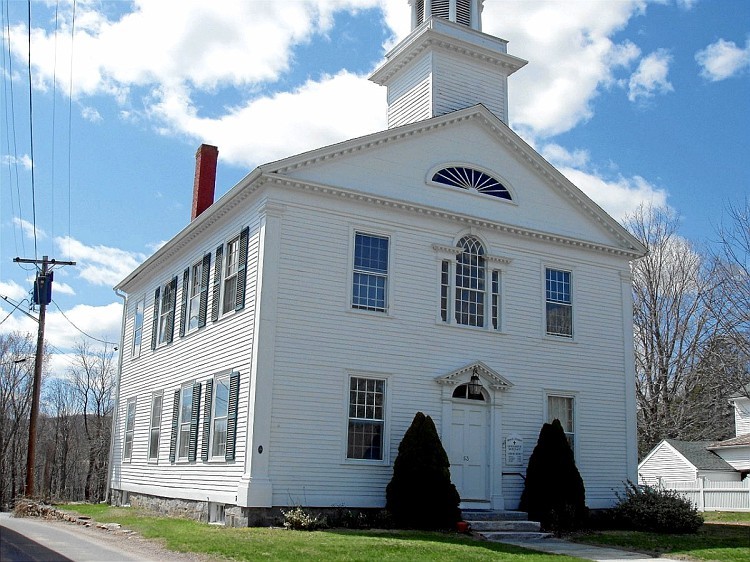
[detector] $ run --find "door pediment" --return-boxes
[435,361,513,391]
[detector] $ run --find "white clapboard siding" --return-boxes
[638,442,697,486]
[734,397,750,436]
[432,50,506,120]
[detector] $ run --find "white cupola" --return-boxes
[370,0,527,128]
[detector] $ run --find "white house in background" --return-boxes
[639,391,750,485]
[109,0,646,525]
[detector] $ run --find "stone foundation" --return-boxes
[109,489,285,527]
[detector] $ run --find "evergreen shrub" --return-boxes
[385,412,460,530]
[611,481,703,534]
[519,419,587,533]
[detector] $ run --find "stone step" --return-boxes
[460,509,528,521]
[466,520,541,532]
[481,531,552,541]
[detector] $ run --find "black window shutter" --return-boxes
[198,252,211,328]
[225,371,240,461]
[169,389,180,463]
[188,382,201,462]
[211,245,223,322]
[166,276,178,344]
[235,227,250,311]
[150,287,160,350]
[179,268,189,337]
[202,379,213,461]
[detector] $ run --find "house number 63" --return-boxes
[463,455,470,461]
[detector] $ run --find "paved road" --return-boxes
[0,512,185,562]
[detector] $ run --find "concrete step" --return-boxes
[481,531,552,541]
[460,509,528,521]
[466,520,541,532]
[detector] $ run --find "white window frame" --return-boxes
[123,398,136,461]
[351,230,391,314]
[148,392,163,462]
[345,374,389,464]
[177,383,194,461]
[546,393,576,454]
[435,237,509,331]
[545,267,573,338]
[132,297,145,357]
[187,259,203,332]
[157,279,176,345]
[211,374,231,459]
[222,235,240,315]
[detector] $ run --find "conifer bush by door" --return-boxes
[519,419,587,533]
[385,412,460,530]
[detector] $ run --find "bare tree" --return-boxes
[68,340,116,502]
[709,199,750,396]
[41,377,82,501]
[0,332,35,508]
[626,205,720,456]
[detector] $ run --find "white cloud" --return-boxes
[2,153,32,170]
[542,143,669,220]
[0,279,30,302]
[46,301,123,351]
[13,217,47,240]
[628,48,674,102]
[482,0,646,137]
[696,38,750,81]
[54,236,147,287]
[676,0,698,10]
[81,106,103,122]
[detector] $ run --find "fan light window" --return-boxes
[432,167,512,200]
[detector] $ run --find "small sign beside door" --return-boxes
[505,434,523,466]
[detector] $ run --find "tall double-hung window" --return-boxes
[180,253,211,336]
[123,398,136,461]
[547,394,575,452]
[545,268,572,337]
[212,227,250,321]
[202,372,240,461]
[151,277,177,349]
[148,392,162,461]
[352,232,389,313]
[132,298,145,357]
[438,236,504,330]
[347,377,385,461]
[169,382,201,463]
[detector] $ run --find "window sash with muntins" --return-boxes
[177,384,193,460]
[455,236,485,327]
[545,268,572,337]
[352,232,389,313]
[132,298,144,357]
[211,375,230,459]
[123,398,136,460]
[347,377,385,460]
[188,261,203,331]
[222,236,240,315]
[547,394,575,451]
[148,393,162,461]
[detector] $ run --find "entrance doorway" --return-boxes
[448,392,489,502]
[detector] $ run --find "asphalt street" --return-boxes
[0,512,160,562]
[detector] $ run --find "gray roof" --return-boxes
[709,433,750,449]
[666,439,736,471]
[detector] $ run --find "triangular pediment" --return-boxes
[260,105,646,258]
[435,361,513,391]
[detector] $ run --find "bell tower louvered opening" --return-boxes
[412,0,481,30]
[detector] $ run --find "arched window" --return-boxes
[455,236,485,327]
[432,166,512,201]
[452,383,485,400]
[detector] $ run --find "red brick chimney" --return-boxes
[191,144,219,221]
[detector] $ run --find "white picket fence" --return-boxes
[660,479,750,512]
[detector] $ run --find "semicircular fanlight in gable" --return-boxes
[431,166,512,200]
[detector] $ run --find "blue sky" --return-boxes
[1,0,749,375]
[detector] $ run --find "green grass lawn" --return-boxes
[575,512,750,562]
[58,504,581,562]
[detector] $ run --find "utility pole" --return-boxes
[13,255,75,498]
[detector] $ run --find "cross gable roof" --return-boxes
[664,439,737,471]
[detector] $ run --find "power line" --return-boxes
[51,299,118,346]
[26,0,38,259]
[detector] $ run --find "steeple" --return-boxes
[370,0,526,128]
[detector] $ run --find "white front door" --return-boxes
[449,402,489,501]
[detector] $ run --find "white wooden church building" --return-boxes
[109,0,646,525]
